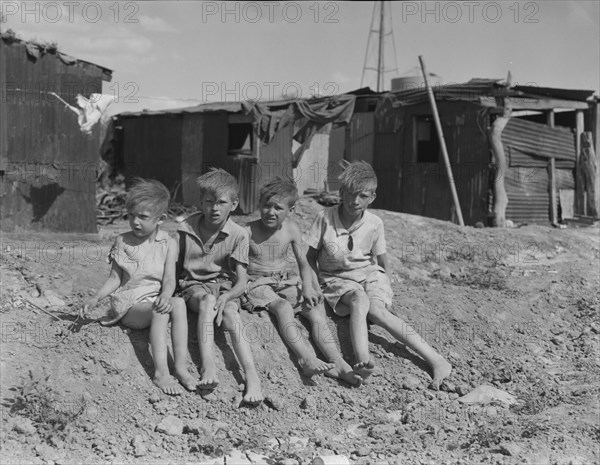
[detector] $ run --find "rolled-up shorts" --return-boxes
[180,278,239,312]
[241,275,303,313]
[321,269,393,317]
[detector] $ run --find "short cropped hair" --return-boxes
[196,168,239,200]
[125,178,170,217]
[259,176,299,207]
[338,161,378,193]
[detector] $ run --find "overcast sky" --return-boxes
[2,1,598,114]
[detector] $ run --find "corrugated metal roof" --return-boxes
[387,78,596,108]
[502,118,576,162]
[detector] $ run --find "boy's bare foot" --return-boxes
[242,372,263,405]
[299,358,336,378]
[153,375,184,396]
[428,357,452,391]
[353,359,375,381]
[198,367,219,390]
[174,368,198,391]
[325,361,363,386]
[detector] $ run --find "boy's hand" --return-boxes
[153,295,173,314]
[214,294,229,326]
[301,286,322,308]
[80,298,98,319]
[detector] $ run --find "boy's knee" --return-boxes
[367,301,389,325]
[222,303,240,329]
[268,299,293,317]
[304,304,327,323]
[346,289,370,306]
[192,293,216,313]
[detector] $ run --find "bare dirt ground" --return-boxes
[1,197,599,465]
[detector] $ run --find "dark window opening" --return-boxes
[415,115,440,163]
[228,123,253,156]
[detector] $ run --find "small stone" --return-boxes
[300,395,316,410]
[402,375,421,391]
[185,419,213,436]
[148,394,161,404]
[499,443,521,456]
[265,395,283,411]
[551,336,565,345]
[131,435,146,457]
[11,416,36,435]
[355,446,370,457]
[155,415,184,436]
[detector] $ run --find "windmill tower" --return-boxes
[360,1,399,92]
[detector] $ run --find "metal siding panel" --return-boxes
[295,125,330,194]
[502,118,576,162]
[505,166,550,224]
[327,125,346,190]
[181,113,204,205]
[123,115,183,200]
[259,124,293,183]
[1,41,104,232]
[347,113,374,164]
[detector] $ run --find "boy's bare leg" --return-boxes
[222,303,263,404]
[190,294,219,389]
[146,305,184,395]
[340,290,376,380]
[368,301,452,389]
[169,297,198,391]
[268,300,334,378]
[303,305,362,386]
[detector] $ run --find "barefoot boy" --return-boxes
[243,177,362,385]
[178,168,263,404]
[306,162,452,389]
[82,178,197,395]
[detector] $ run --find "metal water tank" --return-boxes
[391,72,443,92]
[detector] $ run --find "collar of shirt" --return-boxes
[153,230,169,242]
[178,212,232,244]
[331,205,366,236]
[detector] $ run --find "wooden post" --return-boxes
[547,110,557,224]
[575,110,585,214]
[418,55,464,226]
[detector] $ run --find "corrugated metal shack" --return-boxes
[1,33,113,233]
[111,91,381,213]
[373,79,598,225]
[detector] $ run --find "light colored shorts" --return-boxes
[180,278,239,312]
[322,269,393,317]
[241,274,303,313]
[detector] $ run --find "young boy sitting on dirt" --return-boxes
[242,177,362,386]
[81,178,197,395]
[177,168,263,405]
[306,161,452,389]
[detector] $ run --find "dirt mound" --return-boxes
[1,197,599,464]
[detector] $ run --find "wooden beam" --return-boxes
[506,97,589,111]
[547,110,557,225]
[419,55,464,226]
[575,110,585,214]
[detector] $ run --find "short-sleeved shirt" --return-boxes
[177,213,249,290]
[306,206,386,284]
[104,229,170,325]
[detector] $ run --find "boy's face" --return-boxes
[128,204,165,238]
[201,191,238,226]
[340,187,376,219]
[259,195,292,230]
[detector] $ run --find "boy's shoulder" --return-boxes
[223,217,248,237]
[362,210,384,227]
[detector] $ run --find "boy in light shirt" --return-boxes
[307,162,452,389]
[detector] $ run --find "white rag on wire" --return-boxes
[50,92,115,134]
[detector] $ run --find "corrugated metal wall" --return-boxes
[327,125,346,191]
[347,113,374,164]
[295,124,331,195]
[181,113,204,207]
[373,101,489,225]
[122,114,183,201]
[1,41,107,232]
[502,117,577,224]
